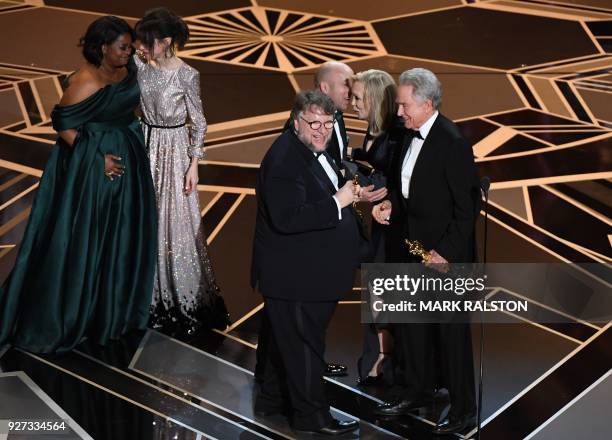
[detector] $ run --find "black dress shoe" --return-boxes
[373,398,432,416]
[433,414,476,435]
[294,419,358,436]
[323,362,348,377]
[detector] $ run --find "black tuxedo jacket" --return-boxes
[385,113,480,263]
[327,111,349,166]
[251,130,362,301]
[283,111,348,168]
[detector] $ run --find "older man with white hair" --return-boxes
[372,68,480,435]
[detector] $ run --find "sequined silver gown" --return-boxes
[135,55,227,334]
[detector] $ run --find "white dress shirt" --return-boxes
[316,152,342,219]
[333,120,345,160]
[401,111,439,199]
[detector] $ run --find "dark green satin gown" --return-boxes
[0,60,157,354]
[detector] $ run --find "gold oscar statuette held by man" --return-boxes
[405,239,451,274]
[404,239,431,262]
[352,174,363,219]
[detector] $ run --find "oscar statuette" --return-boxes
[352,174,363,219]
[404,240,451,273]
[404,239,431,262]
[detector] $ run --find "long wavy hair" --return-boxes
[353,69,397,137]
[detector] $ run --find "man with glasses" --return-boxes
[251,90,362,436]
[274,62,382,380]
[283,62,352,166]
[273,62,354,380]
[284,62,385,198]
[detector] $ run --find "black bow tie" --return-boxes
[315,151,324,158]
[408,129,423,140]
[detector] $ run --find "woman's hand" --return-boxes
[104,154,124,181]
[184,158,199,195]
[372,200,392,225]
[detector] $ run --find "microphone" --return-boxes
[479,177,490,264]
[476,175,490,440]
[480,176,490,194]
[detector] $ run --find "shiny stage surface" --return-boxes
[0,0,611,439]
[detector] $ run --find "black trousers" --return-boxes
[391,322,476,419]
[254,298,337,430]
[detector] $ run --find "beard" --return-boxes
[295,129,330,153]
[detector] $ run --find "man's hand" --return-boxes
[424,249,449,273]
[359,185,388,203]
[372,200,392,225]
[335,181,357,208]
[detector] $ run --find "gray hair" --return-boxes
[399,68,442,110]
[291,90,336,120]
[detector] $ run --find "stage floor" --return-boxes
[0,0,611,439]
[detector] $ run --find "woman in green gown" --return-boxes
[0,16,157,354]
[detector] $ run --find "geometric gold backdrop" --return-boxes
[0,2,610,439]
[1,0,609,266]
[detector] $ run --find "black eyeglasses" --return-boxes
[300,116,334,131]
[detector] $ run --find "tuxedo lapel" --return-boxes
[336,111,348,155]
[408,118,442,200]
[327,132,341,166]
[292,137,337,194]
[311,158,337,194]
[323,150,345,186]
[325,111,348,166]
[398,131,412,168]
[394,131,413,197]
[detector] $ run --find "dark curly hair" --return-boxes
[291,90,336,121]
[79,16,134,67]
[135,7,189,53]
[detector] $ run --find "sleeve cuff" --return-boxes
[188,145,205,159]
[332,195,342,220]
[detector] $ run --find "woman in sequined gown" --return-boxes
[134,8,229,337]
